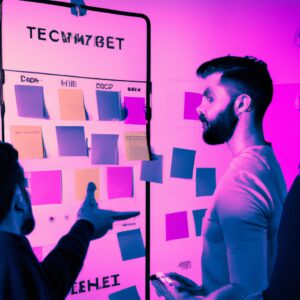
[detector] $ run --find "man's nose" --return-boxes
[196,104,202,116]
[195,95,206,115]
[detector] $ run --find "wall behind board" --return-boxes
[4,0,300,299]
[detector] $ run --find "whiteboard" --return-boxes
[1,0,151,299]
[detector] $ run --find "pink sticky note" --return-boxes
[107,167,133,199]
[27,170,62,205]
[32,247,43,261]
[184,92,202,120]
[124,97,146,124]
[166,211,189,241]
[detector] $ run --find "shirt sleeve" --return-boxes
[41,219,94,299]
[215,171,271,296]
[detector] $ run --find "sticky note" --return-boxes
[124,97,146,124]
[166,211,189,241]
[96,90,123,120]
[140,154,163,183]
[75,168,100,201]
[109,286,141,300]
[124,132,150,161]
[56,126,87,156]
[192,209,207,236]
[15,85,46,119]
[170,148,196,179]
[26,170,62,205]
[91,134,119,164]
[196,168,216,196]
[32,247,43,261]
[10,126,44,159]
[117,229,145,261]
[107,167,133,199]
[184,92,202,120]
[58,89,86,120]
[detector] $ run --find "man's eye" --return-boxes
[206,96,214,103]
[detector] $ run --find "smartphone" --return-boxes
[149,272,178,286]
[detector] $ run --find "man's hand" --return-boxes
[167,273,204,296]
[151,272,205,300]
[78,182,140,239]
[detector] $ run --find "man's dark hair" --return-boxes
[197,55,273,123]
[0,142,25,221]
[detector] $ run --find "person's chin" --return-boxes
[203,132,224,145]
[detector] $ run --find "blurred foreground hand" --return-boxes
[151,272,205,300]
[78,182,140,239]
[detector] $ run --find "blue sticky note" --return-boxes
[15,85,46,118]
[56,126,86,156]
[117,229,145,261]
[196,168,216,196]
[91,134,119,164]
[170,148,196,179]
[109,286,141,300]
[96,90,123,121]
[140,154,163,183]
[192,209,207,236]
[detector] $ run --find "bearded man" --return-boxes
[153,56,287,300]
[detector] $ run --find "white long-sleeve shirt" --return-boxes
[201,145,287,299]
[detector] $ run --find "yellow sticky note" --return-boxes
[75,168,100,201]
[58,89,85,120]
[124,132,150,161]
[10,126,44,159]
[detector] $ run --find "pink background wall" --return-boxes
[4,0,300,299]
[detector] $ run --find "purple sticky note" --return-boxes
[166,211,189,241]
[124,97,146,125]
[91,134,119,165]
[32,247,43,261]
[15,85,46,118]
[107,167,133,199]
[56,126,87,156]
[184,92,202,120]
[140,154,163,183]
[96,90,123,121]
[27,170,62,205]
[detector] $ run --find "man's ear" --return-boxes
[234,94,252,115]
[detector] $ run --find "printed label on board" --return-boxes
[96,82,114,90]
[70,274,121,295]
[20,75,41,84]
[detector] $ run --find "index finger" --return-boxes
[111,211,140,221]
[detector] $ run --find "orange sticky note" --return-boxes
[75,168,100,201]
[58,89,85,120]
[124,132,150,161]
[10,126,44,159]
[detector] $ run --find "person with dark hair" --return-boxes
[0,142,139,300]
[152,56,287,300]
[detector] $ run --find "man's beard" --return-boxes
[200,101,238,145]
[21,189,35,235]
[21,215,35,235]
